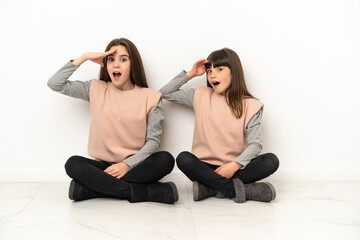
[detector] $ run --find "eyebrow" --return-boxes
[108,54,129,57]
[207,66,224,69]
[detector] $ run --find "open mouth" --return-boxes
[212,81,220,87]
[113,72,121,80]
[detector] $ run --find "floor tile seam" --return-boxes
[186,182,199,240]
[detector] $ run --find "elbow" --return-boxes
[147,137,161,150]
[153,140,161,149]
[47,77,64,92]
[249,142,262,154]
[47,78,58,91]
[47,81,55,91]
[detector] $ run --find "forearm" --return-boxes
[72,54,88,66]
[233,143,262,168]
[47,61,91,101]
[160,71,190,94]
[48,61,79,91]
[123,140,160,169]
[160,71,195,108]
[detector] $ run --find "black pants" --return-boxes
[65,151,175,200]
[176,151,279,197]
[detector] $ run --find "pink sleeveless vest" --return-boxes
[88,80,162,163]
[192,86,263,165]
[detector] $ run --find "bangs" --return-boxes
[205,50,230,69]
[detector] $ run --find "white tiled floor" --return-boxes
[1,174,359,240]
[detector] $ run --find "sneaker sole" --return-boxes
[168,182,179,203]
[69,180,75,200]
[193,181,199,201]
[264,182,276,201]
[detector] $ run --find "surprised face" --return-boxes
[106,45,134,91]
[206,65,232,95]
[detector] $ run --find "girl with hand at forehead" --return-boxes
[160,48,279,203]
[48,38,178,204]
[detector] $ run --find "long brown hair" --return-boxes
[205,48,254,119]
[99,38,148,88]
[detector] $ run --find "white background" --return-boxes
[0,0,359,181]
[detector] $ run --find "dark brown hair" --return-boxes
[99,38,148,88]
[205,48,254,119]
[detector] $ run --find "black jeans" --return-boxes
[176,151,279,197]
[65,151,175,200]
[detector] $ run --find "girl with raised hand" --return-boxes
[160,48,279,203]
[48,38,178,204]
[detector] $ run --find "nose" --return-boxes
[210,72,216,79]
[113,59,120,68]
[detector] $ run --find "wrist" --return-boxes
[72,54,88,66]
[186,70,196,79]
[232,161,242,170]
[120,162,130,168]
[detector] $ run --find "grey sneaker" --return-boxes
[193,181,217,201]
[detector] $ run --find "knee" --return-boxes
[64,155,83,177]
[263,153,280,173]
[176,151,195,170]
[153,151,175,173]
